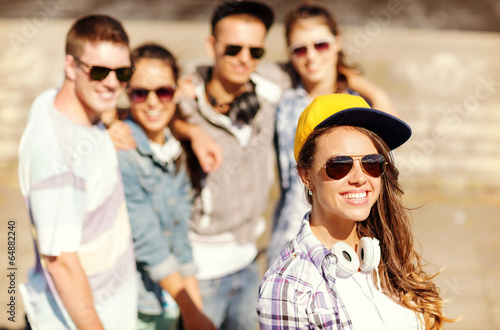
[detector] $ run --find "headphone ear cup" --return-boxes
[332,242,360,277]
[230,90,260,124]
[358,237,381,272]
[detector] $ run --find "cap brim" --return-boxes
[316,107,412,150]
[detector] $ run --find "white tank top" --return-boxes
[336,271,421,329]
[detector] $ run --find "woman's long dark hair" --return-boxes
[297,125,455,329]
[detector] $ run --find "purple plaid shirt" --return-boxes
[258,213,353,329]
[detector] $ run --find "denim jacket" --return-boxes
[118,119,196,315]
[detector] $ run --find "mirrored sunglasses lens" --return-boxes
[155,87,175,102]
[250,47,264,59]
[291,46,307,57]
[326,156,353,180]
[314,41,331,52]
[89,66,111,80]
[361,154,386,177]
[225,45,242,56]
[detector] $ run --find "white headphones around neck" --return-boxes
[331,237,381,277]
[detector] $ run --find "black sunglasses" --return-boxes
[73,56,134,82]
[323,154,387,180]
[224,45,265,59]
[127,86,177,103]
[288,37,335,58]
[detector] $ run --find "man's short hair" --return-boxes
[66,14,129,57]
[211,1,274,35]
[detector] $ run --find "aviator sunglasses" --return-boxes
[73,56,134,82]
[127,86,177,103]
[224,44,265,59]
[288,37,336,58]
[323,154,387,180]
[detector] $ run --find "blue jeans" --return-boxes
[198,260,259,330]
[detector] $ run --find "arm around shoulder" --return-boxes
[169,113,223,172]
[107,119,136,150]
[341,67,399,117]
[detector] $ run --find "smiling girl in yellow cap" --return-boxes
[258,94,456,329]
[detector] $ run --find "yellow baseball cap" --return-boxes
[293,94,412,161]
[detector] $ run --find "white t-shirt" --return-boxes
[18,89,138,330]
[336,271,420,329]
[189,217,265,280]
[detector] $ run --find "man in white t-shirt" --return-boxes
[18,15,137,330]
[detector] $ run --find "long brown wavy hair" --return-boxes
[297,125,456,329]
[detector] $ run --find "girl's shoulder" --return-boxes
[263,244,325,294]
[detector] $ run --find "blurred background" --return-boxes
[0,0,499,329]
[2,0,500,30]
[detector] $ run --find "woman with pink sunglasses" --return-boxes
[268,1,399,265]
